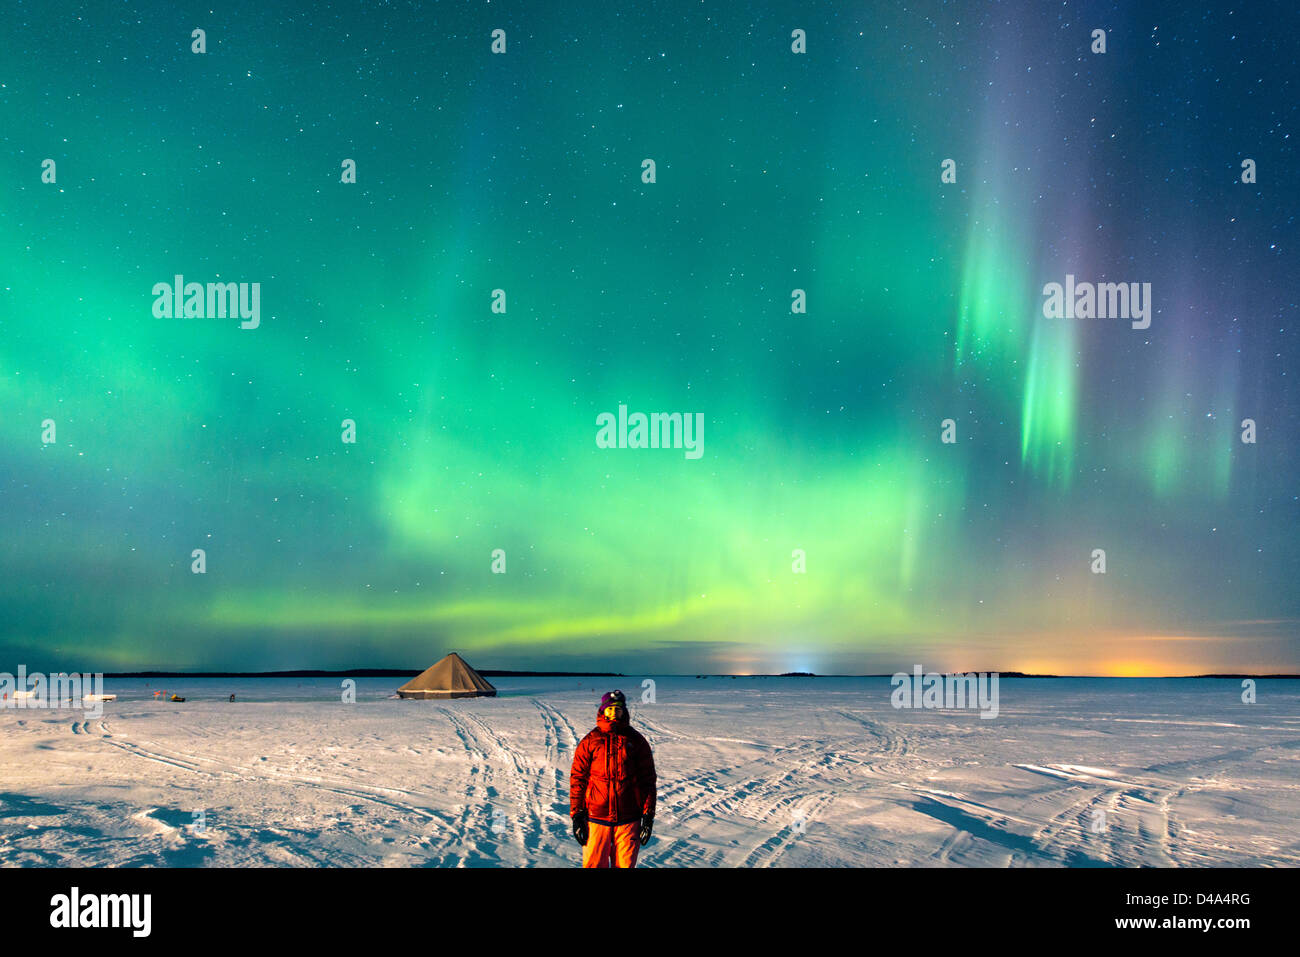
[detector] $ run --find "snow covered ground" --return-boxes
[1,677,1297,867]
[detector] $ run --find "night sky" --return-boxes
[1,1,1296,675]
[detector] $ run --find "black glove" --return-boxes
[572,811,589,846]
[638,815,653,846]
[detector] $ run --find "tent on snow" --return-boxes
[397,652,497,699]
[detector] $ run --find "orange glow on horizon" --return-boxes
[1101,660,1165,677]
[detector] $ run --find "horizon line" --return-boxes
[77,669,1300,680]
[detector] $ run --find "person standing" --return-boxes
[569,690,657,867]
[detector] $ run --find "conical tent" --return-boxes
[397,652,497,699]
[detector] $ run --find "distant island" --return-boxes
[103,669,626,679]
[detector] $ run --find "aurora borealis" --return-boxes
[1,1,1296,675]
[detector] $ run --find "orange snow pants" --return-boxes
[582,820,640,868]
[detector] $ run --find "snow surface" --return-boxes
[2,677,1297,867]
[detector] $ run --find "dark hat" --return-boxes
[599,689,627,711]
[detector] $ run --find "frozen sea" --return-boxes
[1,676,1297,867]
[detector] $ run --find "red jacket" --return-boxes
[569,714,657,826]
